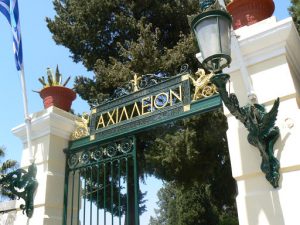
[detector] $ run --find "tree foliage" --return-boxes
[145,112,228,183]
[47,0,199,105]
[289,0,300,33]
[47,0,237,223]
[0,146,18,200]
[148,112,237,225]
[149,182,238,225]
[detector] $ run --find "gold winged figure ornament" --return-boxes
[71,112,90,140]
[189,68,217,101]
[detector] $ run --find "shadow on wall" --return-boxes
[234,116,289,225]
[0,210,16,225]
[244,189,285,225]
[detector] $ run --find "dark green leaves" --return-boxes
[289,0,300,33]
[0,146,18,200]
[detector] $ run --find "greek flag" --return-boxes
[0,0,10,22]
[0,0,23,71]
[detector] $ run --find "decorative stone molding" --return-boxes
[12,106,77,143]
[226,17,298,74]
[11,106,78,224]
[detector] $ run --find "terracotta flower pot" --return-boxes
[226,0,275,30]
[40,86,76,112]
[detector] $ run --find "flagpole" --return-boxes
[19,67,33,162]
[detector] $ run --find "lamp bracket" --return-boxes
[199,0,226,12]
[211,73,280,188]
[0,163,38,217]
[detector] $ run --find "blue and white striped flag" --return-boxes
[0,0,10,23]
[0,0,31,156]
[0,0,23,71]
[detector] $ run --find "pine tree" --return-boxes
[47,0,237,223]
[150,181,238,225]
[147,112,237,225]
[0,146,18,200]
[289,0,300,33]
[47,0,199,105]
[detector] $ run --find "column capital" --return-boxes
[12,106,77,143]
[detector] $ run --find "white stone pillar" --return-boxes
[11,106,77,225]
[224,17,300,225]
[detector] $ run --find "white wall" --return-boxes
[224,17,300,225]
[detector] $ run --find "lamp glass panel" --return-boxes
[194,17,220,61]
[219,16,231,58]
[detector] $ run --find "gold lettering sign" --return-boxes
[170,87,182,106]
[107,109,117,125]
[95,86,183,130]
[130,102,141,118]
[154,92,169,109]
[119,106,129,122]
[96,115,105,129]
[142,96,153,115]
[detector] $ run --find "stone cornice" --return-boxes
[12,106,78,143]
[225,17,298,73]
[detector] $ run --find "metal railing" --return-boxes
[63,136,139,225]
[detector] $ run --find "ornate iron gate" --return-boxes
[63,68,223,225]
[63,136,139,225]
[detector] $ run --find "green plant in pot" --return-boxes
[38,66,76,112]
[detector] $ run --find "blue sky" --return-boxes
[0,0,291,162]
[0,0,292,223]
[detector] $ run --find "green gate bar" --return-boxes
[63,136,139,225]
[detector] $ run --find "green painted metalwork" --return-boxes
[90,73,191,140]
[87,66,222,144]
[0,163,38,218]
[73,95,221,149]
[199,0,216,11]
[198,0,227,12]
[63,137,139,225]
[211,73,281,188]
[64,67,223,224]
[63,156,69,224]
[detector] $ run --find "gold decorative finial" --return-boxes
[189,68,217,101]
[71,112,90,140]
[130,74,141,92]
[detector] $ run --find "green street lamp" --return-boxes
[192,0,281,188]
